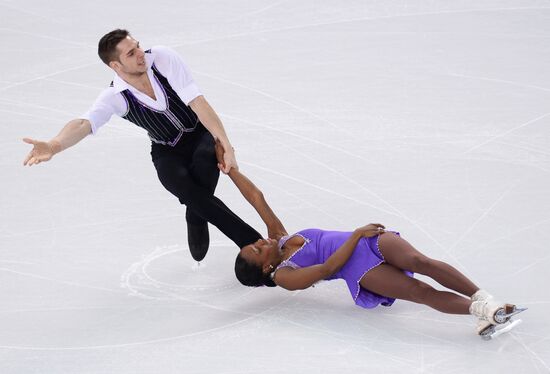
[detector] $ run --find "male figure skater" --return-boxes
[22,29,261,260]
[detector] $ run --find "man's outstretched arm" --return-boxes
[23,118,92,166]
[189,96,236,173]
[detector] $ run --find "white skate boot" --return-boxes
[471,289,492,303]
[469,291,527,340]
[470,290,494,336]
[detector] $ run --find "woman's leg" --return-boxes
[360,263,471,314]
[378,233,478,297]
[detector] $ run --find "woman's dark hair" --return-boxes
[98,29,130,65]
[235,253,276,287]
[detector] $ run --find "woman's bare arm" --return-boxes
[226,167,288,239]
[214,139,287,238]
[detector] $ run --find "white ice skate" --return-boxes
[469,291,527,340]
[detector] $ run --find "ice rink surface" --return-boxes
[2,0,550,373]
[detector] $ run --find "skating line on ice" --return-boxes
[0,61,98,93]
[219,112,374,168]
[252,172,347,225]
[507,252,550,278]
[448,73,550,93]
[0,267,123,294]
[228,0,290,21]
[511,331,550,372]
[172,6,550,47]
[464,112,550,154]
[0,212,182,239]
[194,70,354,136]
[281,318,417,367]
[474,217,550,252]
[0,289,301,351]
[0,108,61,122]
[447,182,517,253]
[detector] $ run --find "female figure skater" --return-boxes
[215,143,524,338]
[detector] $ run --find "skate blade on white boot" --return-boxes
[480,319,523,341]
[493,305,528,324]
[479,305,527,340]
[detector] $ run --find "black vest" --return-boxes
[118,55,199,146]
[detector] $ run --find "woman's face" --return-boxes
[240,238,278,271]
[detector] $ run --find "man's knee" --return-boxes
[193,146,218,170]
[156,165,193,197]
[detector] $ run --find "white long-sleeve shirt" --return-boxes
[80,45,202,134]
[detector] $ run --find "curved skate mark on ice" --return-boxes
[448,73,550,93]
[172,6,550,47]
[195,71,354,136]
[0,268,123,294]
[121,243,235,298]
[0,289,301,351]
[121,243,276,315]
[464,112,550,154]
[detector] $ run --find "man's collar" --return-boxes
[111,50,155,93]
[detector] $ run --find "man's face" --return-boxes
[112,36,146,75]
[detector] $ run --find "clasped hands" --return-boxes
[214,138,237,174]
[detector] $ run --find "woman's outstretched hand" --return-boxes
[355,223,385,238]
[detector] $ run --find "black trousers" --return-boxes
[151,125,262,249]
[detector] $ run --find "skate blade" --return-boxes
[503,306,527,318]
[481,319,522,341]
[494,305,527,324]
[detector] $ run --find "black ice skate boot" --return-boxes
[187,222,210,262]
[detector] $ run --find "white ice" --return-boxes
[1,1,550,373]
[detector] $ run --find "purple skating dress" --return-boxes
[275,228,414,309]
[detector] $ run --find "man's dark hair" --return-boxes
[98,29,130,65]
[235,253,276,288]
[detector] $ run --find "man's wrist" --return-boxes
[48,140,62,155]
